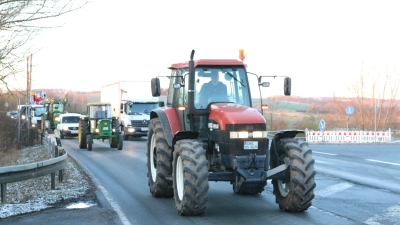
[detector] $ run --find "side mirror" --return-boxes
[261,82,270,87]
[151,78,161,97]
[284,77,291,96]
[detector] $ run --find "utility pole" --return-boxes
[26,54,32,141]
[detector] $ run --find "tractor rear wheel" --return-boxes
[146,118,173,197]
[78,120,88,149]
[117,134,123,150]
[173,139,209,216]
[271,138,316,212]
[87,134,93,151]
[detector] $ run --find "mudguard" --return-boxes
[150,107,182,147]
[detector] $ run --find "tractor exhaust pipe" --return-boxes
[188,50,208,121]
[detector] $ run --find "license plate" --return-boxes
[103,127,108,130]
[244,141,258,150]
[141,127,148,131]
[71,130,78,134]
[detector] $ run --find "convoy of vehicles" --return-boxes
[146,50,316,216]
[78,102,123,151]
[101,80,161,140]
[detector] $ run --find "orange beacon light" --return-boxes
[239,49,245,61]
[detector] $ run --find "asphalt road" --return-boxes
[2,139,400,225]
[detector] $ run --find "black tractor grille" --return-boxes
[131,120,149,127]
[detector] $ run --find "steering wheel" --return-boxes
[205,91,229,103]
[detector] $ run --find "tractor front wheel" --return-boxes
[78,120,88,149]
[271,138,316,212]
[173,139,209,216]
[146,118,173,197]
[87,134,93,151]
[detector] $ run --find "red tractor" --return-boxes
[147,50,316,216]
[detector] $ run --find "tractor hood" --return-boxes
[209,103,266,130]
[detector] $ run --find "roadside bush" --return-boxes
[0,113,40,152]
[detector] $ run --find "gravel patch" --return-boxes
[0,145,93,219]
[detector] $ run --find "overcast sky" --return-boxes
[29,0,400,98]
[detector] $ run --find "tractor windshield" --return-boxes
[194,66,250,109]
[52,104,64,113]
[89,105,112,119]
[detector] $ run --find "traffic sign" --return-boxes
[346,106,354,115]
[319,119,325,131]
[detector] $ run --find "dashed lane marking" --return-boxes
[364,204,400,225]
[365,159,400,167]
[315,182,354,198]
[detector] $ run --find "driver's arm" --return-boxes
[198,83,209,107]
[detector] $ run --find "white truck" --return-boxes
[18,104,46,129]
[101,80,161,140]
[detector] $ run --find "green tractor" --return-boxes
[78,102,123,151]
[41,97,68,133]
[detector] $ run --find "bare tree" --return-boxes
[0,0,87,92]
[343,62,400,131]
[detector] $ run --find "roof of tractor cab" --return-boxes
[87,102,111,106]
[169,59,247,69]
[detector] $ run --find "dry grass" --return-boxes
[0,147,20,167]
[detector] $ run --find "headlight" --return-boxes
[32,124,36,128]
[55,117,60,122]
[21,115,26,120]
[208,123,219,130]
[128,128,135,132]
[230,131,267,139]
[112,128,116,132]
[95,128,99,133]
[62,126,69,131]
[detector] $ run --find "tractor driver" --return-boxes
[198,71,227,107]
[96,106,105,119]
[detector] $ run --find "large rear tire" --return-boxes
[146,118,173,197]
[78,120,88,149]
[271,138,316,212]
[117,134,123,150]
[173,139,209,216]
[87,135,93,151]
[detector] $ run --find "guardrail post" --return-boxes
[1,183,6,203]
[53,130,64,183]
[51,143,56,190]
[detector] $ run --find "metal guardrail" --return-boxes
[0,131,67,203]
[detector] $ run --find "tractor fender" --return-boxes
[150,108,182,147]
[269,130,305,164]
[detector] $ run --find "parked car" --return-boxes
[56,113,81,139]
[6,110,18,119]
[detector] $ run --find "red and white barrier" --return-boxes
[305,128,392,143]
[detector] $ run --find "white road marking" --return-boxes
[313,151,338,156]
[315,182,354,197]
[73,157,132,225]
[365,159,400,167]
[364,204,400,225]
